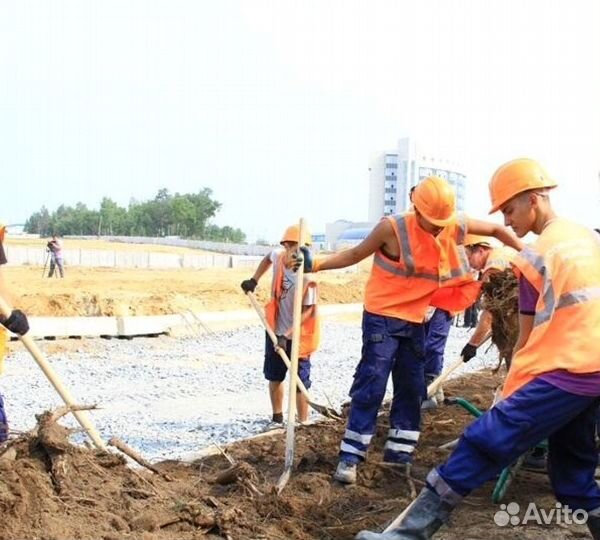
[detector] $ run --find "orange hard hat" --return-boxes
[464,234,492,248]
[412,176,456,227]
[488,158,557,214]
[280,224,312,246]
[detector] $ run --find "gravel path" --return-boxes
[2,320,499,462]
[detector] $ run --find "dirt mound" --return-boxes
[0,370,580,540]
[6,267,368,317]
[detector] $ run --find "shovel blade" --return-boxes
[309,401,342,420]
[276,467,291,494]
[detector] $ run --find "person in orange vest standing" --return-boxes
[355,159,600,540]
[240,225,320,426]
[460,234,518,363]
[0,222,30,442]
[296,176,523,485]
[421,235,518,409]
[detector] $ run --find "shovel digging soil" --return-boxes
[0,371,579,540]
[246,291,342,421]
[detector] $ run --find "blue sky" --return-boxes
[1,1,599,241]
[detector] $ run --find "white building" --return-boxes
[368,137,467,220]
[323,220,374,251]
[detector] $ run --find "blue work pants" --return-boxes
[339,311,426,465]
[0,394,8,442]
[429,379,600,512]
[424,308,452,381]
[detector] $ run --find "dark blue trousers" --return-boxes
[430,378,600,511]
[339,311,426,465]
[0,393,7,442]
[424,309,452,380]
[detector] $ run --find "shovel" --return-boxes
[426,334,492,399]
[246,293,340,421]
[275,218,309,494]
[0,295,106,450]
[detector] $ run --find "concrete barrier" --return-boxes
[8,303,364,340]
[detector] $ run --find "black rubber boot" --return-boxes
[588,513,600,540]
[354,487,455,540]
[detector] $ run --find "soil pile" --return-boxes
[482,269,519,367]
[0,371,580,540]
[5,267,368,317]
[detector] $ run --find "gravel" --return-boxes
[2,320,499,462]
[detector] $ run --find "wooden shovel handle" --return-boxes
[426,334,492,399]
[0,296,106,450]
[427,357,464,398]
[246,291,312,402]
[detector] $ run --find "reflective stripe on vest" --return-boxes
[364,213,475,322]
[518,246,600,328]
[503,221,600,397]
[372,215,470,282]
[264,252,321,357]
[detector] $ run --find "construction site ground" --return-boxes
[3,266,368,317]
[0,240,590,539]
[1,370,587,540]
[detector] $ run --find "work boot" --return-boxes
[421,396,438,411]
[588,509,600,540]
[333,460,357,484]
[522,447,547,471]
[354,487,455,540]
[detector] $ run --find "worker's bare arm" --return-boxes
[467,219,524,251]
[318,219,394,271]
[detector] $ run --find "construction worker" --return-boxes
[240,225,320,426]
[47,235,65,278]
[297,176,523,485]
[355,159,600,540]
[460,234,517,363]
[0,223,30,442]
[462,302,479,328]
[420,308,454,409]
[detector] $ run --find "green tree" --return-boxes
[24,187,245,241]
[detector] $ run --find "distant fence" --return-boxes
[65,235,275,256]
[5,236,360,272]
[4,246,263,270]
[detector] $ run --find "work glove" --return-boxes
[240,278,258,293]
[461,343,477,362]
[0,309,30,335]
[276,335,288,350]
[291,246,314,273]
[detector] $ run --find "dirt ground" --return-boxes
[4,266,368,317]
[3,238,369,316]
[0,371,587,540]
[1,240,590,539]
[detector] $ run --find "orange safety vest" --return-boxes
[503,219,600,397]
[0,328,6,375]
[430,246,517,317]
[364,213,478,323]
[264,252,321,357]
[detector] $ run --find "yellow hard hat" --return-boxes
[412,176,456,227]
[489,158,557,214]
[464,234,493,248]
[280,224,312,246]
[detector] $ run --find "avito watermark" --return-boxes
[494,501,588,526]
